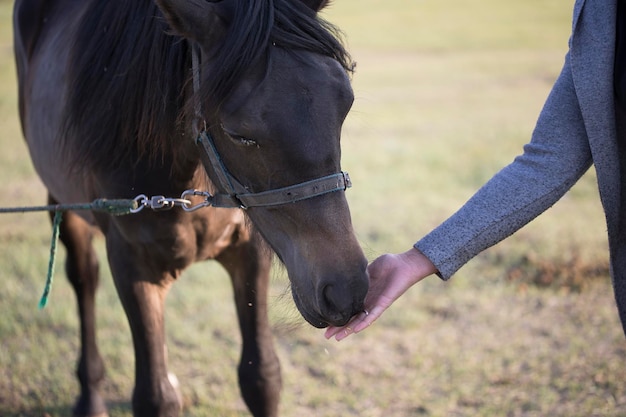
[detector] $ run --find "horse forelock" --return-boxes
[63,0,353,173]
[200,0,354,116]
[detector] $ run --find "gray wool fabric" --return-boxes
[415,0,626,333]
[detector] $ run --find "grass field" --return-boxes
[2,0,626,416]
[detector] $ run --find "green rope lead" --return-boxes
[91,198,138,216]
[0,198,138,215]
[39,210,63,309]
[34,199,137,309]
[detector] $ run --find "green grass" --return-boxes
[2,0,626,416]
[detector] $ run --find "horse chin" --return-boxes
[291,289,329,329]
[290,287,358,329]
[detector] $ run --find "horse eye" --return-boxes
[222,126,259,148]
[235,136,259,147]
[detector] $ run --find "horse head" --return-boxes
[156,0,368,327]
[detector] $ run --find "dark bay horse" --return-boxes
[13,0,369,416]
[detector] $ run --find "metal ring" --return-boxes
[130,194,148,213]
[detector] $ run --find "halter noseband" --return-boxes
[190,44,352,209]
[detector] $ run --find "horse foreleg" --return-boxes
[218,234,282,417]
[50,196,107,417]
[105,231,181,417]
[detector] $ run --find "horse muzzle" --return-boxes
[291,270,369,328]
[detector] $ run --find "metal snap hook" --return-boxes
[181,189,213,212]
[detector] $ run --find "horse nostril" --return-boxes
[321,284,356,326]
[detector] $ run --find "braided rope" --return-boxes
[0,198,138,216]
[38,211,62,309]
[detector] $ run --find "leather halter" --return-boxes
[191,45,352,209]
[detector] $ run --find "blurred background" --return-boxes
[1,0,625,416]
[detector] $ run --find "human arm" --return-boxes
[415,51,593,279]
[326,51,594,341]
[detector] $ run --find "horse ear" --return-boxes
[155,0,234,45]
[300,0,330,12]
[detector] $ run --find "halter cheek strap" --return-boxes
[191,44,352,210]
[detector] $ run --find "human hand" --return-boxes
[324,248,437,341]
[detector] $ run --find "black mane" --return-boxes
[65,0,353,171]
[202,0,354,111]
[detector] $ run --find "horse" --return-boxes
[12,0,369,416]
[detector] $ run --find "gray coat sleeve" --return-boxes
[415,52,594,279]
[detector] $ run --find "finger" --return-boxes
[324,309,366,340]
[333,324,356,341]
[352,304,383,333]
[324,325,342,339]
[332,309,372,341]
[324,316,362,340]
